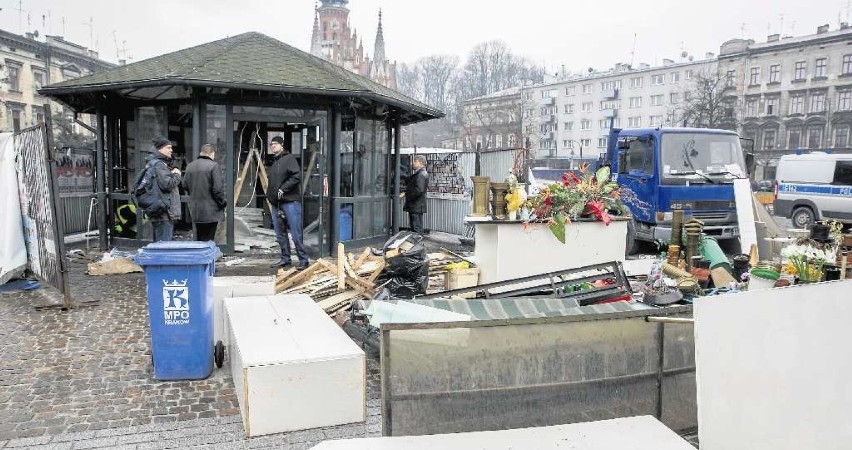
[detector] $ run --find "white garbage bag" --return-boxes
[0,132,26,284]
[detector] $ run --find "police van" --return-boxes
[774,152,852,228]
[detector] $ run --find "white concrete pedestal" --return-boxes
[472,218,627,285]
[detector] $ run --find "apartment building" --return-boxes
[521,58,716,164]
[0,29,113,133]
[717,23,852,179]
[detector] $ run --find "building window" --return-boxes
[581,119,591,130]
[564,104,574,114]
[564,140,572,149]
[746,98,759,117]
[844,54,852,75]
[839,91,852,111]
[670,93,680,104]
[495,134,503,148]
[476,135,483,149]
[629,96,642,108]
[788,127,802,149]
[807,126,823,148]
[580,138,591,148]
[582,84,592,94]
[810,92,826,113]
[814,58,827,78]
[749,67,761,85]
[793,61,807,81]
[670,72,680,83]
[564,121,574,131]
[525,92,533,101]
[650,95,663,106]
[835,126,849,148]
[599,119,609,129]
[508,134,516,147]
[32,70,45,90]
[31,107,44,125]
[762,129,776,150]
[765,97,779,116]
[769,64,780,83]
[628,116,641,127]
[685,70,693,80]
[598,137,608,148]
[565,86,575,96]
[6,64,20,91]
[630,77,643,88]
[649,115,663,125]
[581,102,593,112]
[725,70,736,87]
[601,80,620,91]
[790,95,804,115]
[651,74,664,85]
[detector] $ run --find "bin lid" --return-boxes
[135,241,218,266]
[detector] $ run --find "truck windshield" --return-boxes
[660,133,746,180]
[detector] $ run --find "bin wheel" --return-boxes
[214,341,225,368]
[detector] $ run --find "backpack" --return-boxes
[131,160,169,218]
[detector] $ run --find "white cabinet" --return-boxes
[211,276,275,347]
[225,294,365,437]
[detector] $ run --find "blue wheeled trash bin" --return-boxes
[135,241,218,380]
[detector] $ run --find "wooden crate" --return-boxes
[446,268,480,298]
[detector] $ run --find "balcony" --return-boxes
[539,97,555,106]
[541,131,554,140]
[601,109,616,118]
[540,114,555,123]
[602,89,619,100]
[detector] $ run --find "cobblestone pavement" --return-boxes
[0,246,384,449]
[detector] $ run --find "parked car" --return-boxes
[774,152,852,228]
[756,179,775,192]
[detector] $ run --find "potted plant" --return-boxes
[524,164,626,243]
[780,238,836,283]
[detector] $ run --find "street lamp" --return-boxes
[565,139,584,169]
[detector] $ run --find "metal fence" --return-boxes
[380,306,696,437]
[15,123,70,302]
[55,147,96,234]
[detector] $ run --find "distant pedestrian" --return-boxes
[267,136,310,269]
[182,144,226,242]
[403,154,428,235]
[146,137,182,242]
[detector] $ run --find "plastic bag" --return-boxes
[376,232,429,298]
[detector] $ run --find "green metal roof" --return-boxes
[41,32,442,122]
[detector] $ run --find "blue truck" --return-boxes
[605,127,748,254]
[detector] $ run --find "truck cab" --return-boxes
[606,127,747,253]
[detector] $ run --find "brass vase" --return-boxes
[471,176,490,217]
[490,182,510,220]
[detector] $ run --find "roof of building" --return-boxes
[40,31,441,123]
[749,26,852,52]
[467,86,522,102]
[527,59,716,90]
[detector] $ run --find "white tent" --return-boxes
[0,132,26,284]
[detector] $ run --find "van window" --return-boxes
[833,161,852,185]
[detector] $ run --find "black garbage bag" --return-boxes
[375,232,429,298]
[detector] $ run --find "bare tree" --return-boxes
[675,72,738,130]
[420,55,458,113]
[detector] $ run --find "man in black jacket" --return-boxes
[403,154,429,234]
[183,144,226,242]
[267,136,309,269]
[147,137,182,242]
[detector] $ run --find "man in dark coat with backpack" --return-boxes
[143,137,182,241]
[182,144,226,242]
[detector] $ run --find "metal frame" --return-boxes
[379,304,694,437]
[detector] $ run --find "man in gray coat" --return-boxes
[147,137,182,242]
[182,144,226,242]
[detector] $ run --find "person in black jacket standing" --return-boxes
[267,136,310,269]
[147,137,182,242]
[182,144,226,242]
[403,154,429,235]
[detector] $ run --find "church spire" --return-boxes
[371,9,386,77]
[310,3,322,57]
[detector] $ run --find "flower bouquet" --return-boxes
[524,164,626,243]
[504,172,526,220]
[780,238,836,283]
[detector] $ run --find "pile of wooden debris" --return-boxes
[274,243,470,316]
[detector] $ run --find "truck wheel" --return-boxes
[791,207,815,229]
[626,220,640,256]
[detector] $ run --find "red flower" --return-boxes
[544,196,553,206]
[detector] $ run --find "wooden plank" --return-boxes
[232,148,255,203]
[316,290,362,313]
[367,259,386,283]
[276,261,324,291]
[352,248,372,270]
[337,243,346,291]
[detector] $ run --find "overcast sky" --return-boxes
[0,0,843,73]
